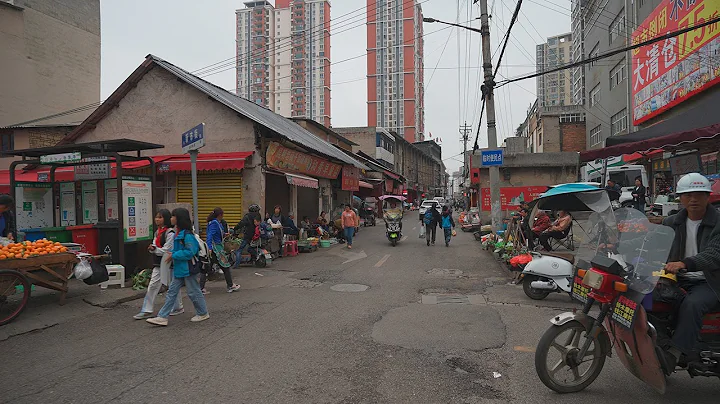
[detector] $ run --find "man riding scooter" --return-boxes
[661,172,720,374]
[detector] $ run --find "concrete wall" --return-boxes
[0,0,100,127]
[0,126,73,169]
[70,66,263,210]
[474,166,579,190]
[333,127,376,158]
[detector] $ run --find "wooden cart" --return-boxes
[0,253,78,326]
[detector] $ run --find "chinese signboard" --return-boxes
[181,123,205,153]
[122,177,153,242]
[14,182,53,230]
[632,0,720,125]
[670,153,701,175]
[40,152,81,164]
[75,157,110,180]
[481,149,504,166]
[342,166,360,191]
[266,142,342,179]
[481,186,547,211]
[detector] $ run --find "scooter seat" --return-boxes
[543,252,575,264]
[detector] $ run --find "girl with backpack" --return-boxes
[441,207,456,247]
[147,208,209,326]
[133,210,184,319]
[200,207,241,294]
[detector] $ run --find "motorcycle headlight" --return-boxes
[582,270,604,290]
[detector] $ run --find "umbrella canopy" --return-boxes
[378,195,406,201]
[531,183,611,212]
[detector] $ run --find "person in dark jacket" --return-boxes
[632,176,647,212]
[660,173,720,374]
[233,204,262,267]
[0,194,15,240]
[424,205,442,246]
[283,213,299,236]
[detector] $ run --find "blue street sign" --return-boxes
[481,149,503,166]
[181,123,205,153]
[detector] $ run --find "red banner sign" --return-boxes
[481,186,547,211]
[342,166,360,191]
[265,142,342,179]
[632,0,720,125]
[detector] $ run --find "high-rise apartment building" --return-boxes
[367,0,425,143]
[536,33,573,107]
[570,0,585,106]
[236,0,330,126]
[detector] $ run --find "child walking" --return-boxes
[441,207,456,247]
[147,208,209,326]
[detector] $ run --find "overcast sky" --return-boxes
[101,0,571,173]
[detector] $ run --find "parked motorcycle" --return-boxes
[533,207,720,394]
[380,195,405,246]
[520,183,618,300]
[361,199,377,227]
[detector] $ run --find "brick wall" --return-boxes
[560,122,587,152]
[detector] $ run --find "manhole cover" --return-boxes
[330,284,369,292]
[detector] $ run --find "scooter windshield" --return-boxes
[615,208,675,294]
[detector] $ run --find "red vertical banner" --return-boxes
[342,166,360,191]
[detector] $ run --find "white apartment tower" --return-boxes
[236,0,331,127]
[536,32,573,107]
[570,0,585,105]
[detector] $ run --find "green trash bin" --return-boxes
[44,227,73,243]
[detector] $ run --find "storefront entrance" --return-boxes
[176,172,243,236]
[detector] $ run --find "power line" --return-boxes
[496,15,720,87]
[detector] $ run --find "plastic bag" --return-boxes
[419,223,426,238]
[74,259,93,280]
[452,229,457,237]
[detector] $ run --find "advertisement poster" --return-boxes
[341,166,360,191]
[105,179,119,220]
[14,182,53,230]
[481,186,547,211]
[121,177,153,242]
[59,182,76,226]
[632,0,720,124]
[81,181,99,224]
[266,142,342,179]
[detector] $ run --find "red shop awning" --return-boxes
[285,173,319,189]
[123,151,254,171]
[383,170,401,181]
[358,180,374,189]
[580,124,720,162]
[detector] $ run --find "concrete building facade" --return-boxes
[536,32,573,107]
[518,102,587,153]
[0,0,101,127]
[367,0,425,143]
[236,0,330,126]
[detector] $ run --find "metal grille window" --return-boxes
[590,125,603,146]
[611,109,628,136]
[610,59,626,89]
[589,84,601,107]
[609,9,626,43]
[588,43,600,67]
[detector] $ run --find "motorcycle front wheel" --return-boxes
[535,320,606,394]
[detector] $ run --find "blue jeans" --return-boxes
[157,275,208,318]
[344,227,354,246]
[141,266,183,313]
[444,228,452,244]
[233,239,249,268]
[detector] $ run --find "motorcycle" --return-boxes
[533,207,720,394]
[361,199,377,227]
[224,231,272,268]
[379,195,405,246]
[520,183,618,300]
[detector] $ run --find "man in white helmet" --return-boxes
[661,172,720,374]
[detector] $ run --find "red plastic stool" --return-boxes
[284,240,299,257]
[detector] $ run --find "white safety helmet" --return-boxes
[676,172,712,194]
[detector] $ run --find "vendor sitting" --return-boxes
[283,213,299,236]
[0,195,15,241]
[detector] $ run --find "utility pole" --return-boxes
[459,121,472,181]
[478,0,502,231]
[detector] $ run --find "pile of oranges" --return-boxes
[0,239,69,260]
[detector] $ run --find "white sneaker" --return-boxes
[146,317,168,326]
[169,308,185,316]
[227,284,241,293]
[190,314,210,322]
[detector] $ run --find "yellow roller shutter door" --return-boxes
[176,173,243,237]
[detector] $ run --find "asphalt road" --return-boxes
[1,221,717,403]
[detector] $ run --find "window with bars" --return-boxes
[590,84,601,107]
[610,59,626,89]
[590,125,603,146]
[611,109,628,136]
[609,9,626,43]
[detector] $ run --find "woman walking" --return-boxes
[133,210,184,319]
[147,208,209,326]
[200,207,240,294]
[341,204,358,249]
